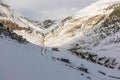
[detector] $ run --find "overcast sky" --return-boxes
[4,0,97,21]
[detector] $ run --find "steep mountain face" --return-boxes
[45,0,120,55]
[0,1,44,45]
[45,0,120,47]
[0,23,28,44]
[44,0,120,72]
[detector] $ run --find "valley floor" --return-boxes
[0,37,83,80]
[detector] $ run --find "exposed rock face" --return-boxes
[0,23,28,44]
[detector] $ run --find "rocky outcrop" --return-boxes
[0,23,28,44]
[69,49,119,70]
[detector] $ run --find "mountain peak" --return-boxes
[73,0,120,20]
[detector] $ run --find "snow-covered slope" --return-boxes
[0,1,44,45]
[0,22,83,80]
[0,36,84,80]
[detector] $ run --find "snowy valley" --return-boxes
[1,0,120,80]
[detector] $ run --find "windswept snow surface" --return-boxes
[1,35,120,80]
[0,38,82,80]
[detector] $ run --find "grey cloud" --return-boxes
[4,0,97,20]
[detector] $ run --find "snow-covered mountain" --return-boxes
[31,19,61,34]
[0,1,44,45]
[1,0,120,80]
[32,19,57,29]
[44,0,120,79]
[45,0,120,47]
[45,0,120,63]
